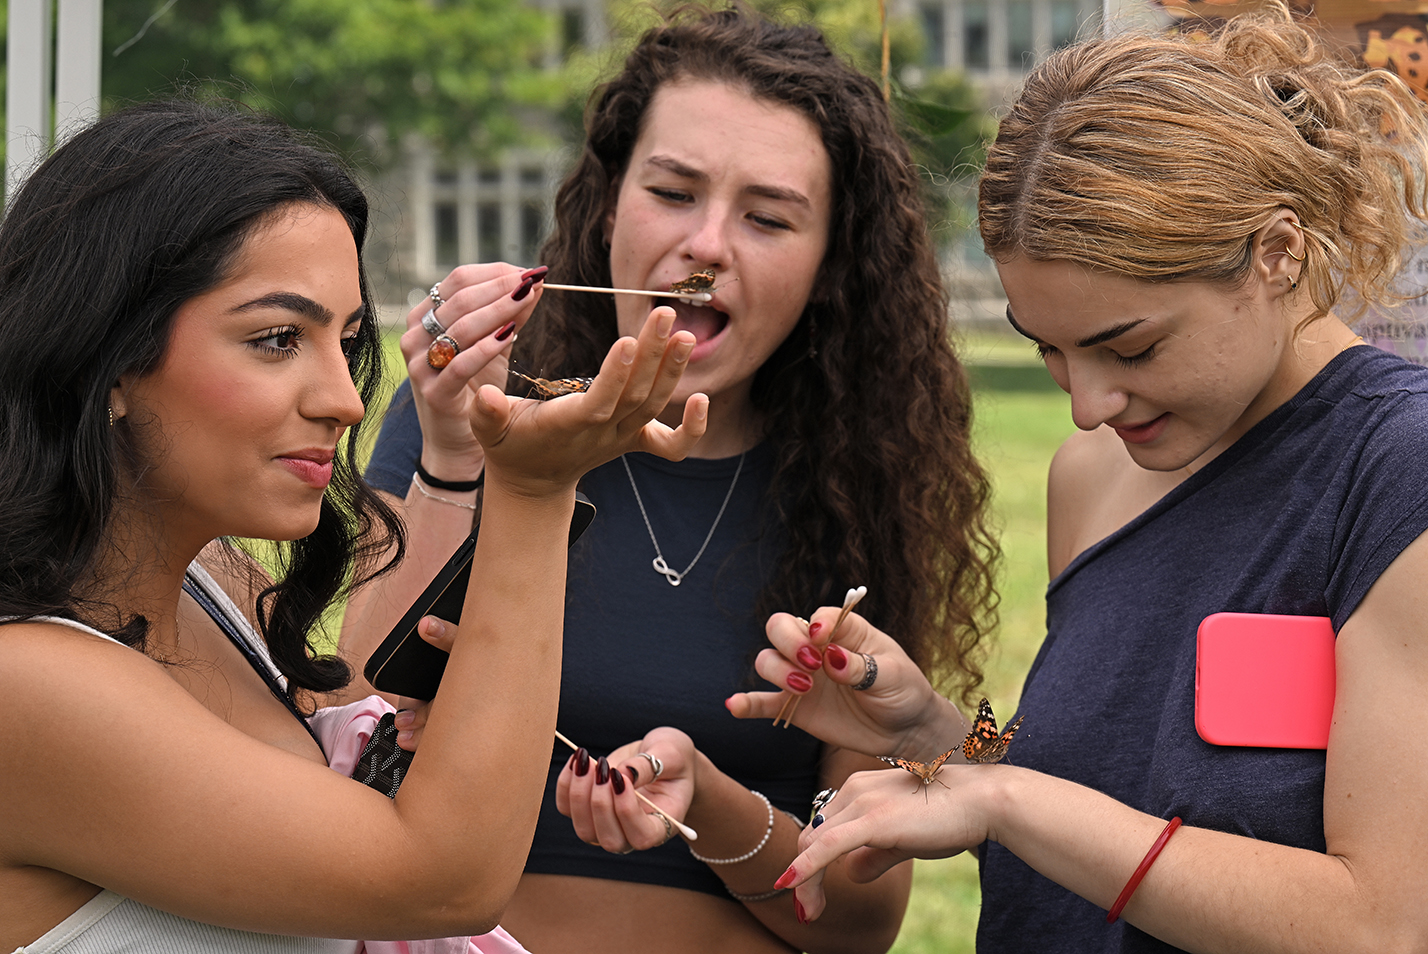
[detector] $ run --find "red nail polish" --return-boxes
[596,756,610,784]
[511,277,535,301]
[796,645,823,670]
[626,765,639,783]
[826,645,848,671]
[808,621,824,639]
[520,265,549,281]
[786,671,812,693]
[794,897,809,925]
[575,747,590,776]
[494,320,516,341]
[774,865,797,890]
[611,766,626,794]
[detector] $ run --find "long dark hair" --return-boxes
[0,100,404,693]
[518,5,999,697]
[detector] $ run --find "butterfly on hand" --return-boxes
[962,697,1024,765]
[509,369,594,400]
[879,747,959,796]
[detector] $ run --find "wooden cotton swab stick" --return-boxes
[774,585,868,728]
[541,282,712,302]
[553,729,698,841]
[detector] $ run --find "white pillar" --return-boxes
[56,0,105,144]
[6,0,53,204]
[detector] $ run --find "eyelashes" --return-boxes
[251,325,305,358]
[1032,341,1157,368]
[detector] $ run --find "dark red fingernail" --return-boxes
[795,897,809,925]
[626,765,639,783]
[796,645,823,670]
[774,865,797,890]
[511,277,535,301]
[808,621,824,638]
[596,756,610,784]
[787,671,812,692]
[826,645,848,671]
[576,747,590,776]
[520,265,549,281]
[494,320,517,341]
[611,766,626,794]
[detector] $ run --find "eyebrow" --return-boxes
[1004,305,1147,349]
[234,292,366,327]
[644,155,812,210]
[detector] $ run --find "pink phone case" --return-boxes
[1194,612,1336,749]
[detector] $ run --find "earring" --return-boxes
[1284,246,1305,262]
[1290,279,1299,291]
[108,405,114,427]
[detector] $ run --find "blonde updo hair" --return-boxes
[979,5,1428,321]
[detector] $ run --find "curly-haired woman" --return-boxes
[343,7,999,951]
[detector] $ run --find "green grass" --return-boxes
[887,361,1075,953]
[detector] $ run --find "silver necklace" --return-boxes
[622,451,746,586]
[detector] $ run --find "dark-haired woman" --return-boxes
[0,100,703,952]
[343,7,999,952]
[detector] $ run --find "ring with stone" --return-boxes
[427,333,460,370]
[421,307,446,337]
[429,283,446,310]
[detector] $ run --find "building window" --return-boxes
[1052,0,1082,49]
[521,202,545,264]
[921,2,947,68]
[964,0,989,70]
[478,202,502,264]
[1007,0,1034,71]
[434,202,459,270]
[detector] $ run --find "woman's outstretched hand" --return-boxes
[471,307,705,494]
[555,726,696,854]
[777,765,996,922]
[726,609,963,761]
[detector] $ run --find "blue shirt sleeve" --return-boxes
[365,378,423,496]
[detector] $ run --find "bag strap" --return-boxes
[182,572,326,756]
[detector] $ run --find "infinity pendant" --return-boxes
[652,556,683,586]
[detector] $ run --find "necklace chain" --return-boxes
[622,451,746,586]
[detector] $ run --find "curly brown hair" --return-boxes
[514,3,999,699]
[979,4,1428,325]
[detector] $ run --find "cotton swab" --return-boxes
[541,282,712,302]
[774,585,868,728]
[553,729,698,841]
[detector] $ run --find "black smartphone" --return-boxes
[363,492,596,700]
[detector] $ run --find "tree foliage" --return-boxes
[101,0,567,162]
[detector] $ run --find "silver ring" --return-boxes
[811,787,838,824]
[637,751,664,780]
[852,654,878,691]
[651,810,674,844]
[812,812,825,828]
[614,845,636,855]
[429,283,445,310]
[421,307,446,337]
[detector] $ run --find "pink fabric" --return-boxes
[309,698,529,954]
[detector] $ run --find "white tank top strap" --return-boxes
[0,616,126,646]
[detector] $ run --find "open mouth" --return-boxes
[669,298,729,344]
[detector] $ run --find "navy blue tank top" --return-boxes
[366,382,823,896]
[977,347,1428,952]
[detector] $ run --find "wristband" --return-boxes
[415,461,483,492]
[1106,816,1181,923]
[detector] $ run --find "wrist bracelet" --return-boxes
[411,473,478,511]
[1106,816,1181,923]
[415,461,483,492]
[690,790,774,865]
[726,885,788,903]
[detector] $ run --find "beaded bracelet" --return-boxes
[411,473,477,511]
[726,885,788,903]
[690,790,774,865]
[415,461,483,492]
[1106,817,1182,923]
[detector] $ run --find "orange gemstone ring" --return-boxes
[427,334,460,369]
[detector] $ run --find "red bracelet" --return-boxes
[1106,816,1181,924]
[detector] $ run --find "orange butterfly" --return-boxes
[879,747,959,795]
[962,698,1024,765]
[669,269,716,293]
[509,370,594,400]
